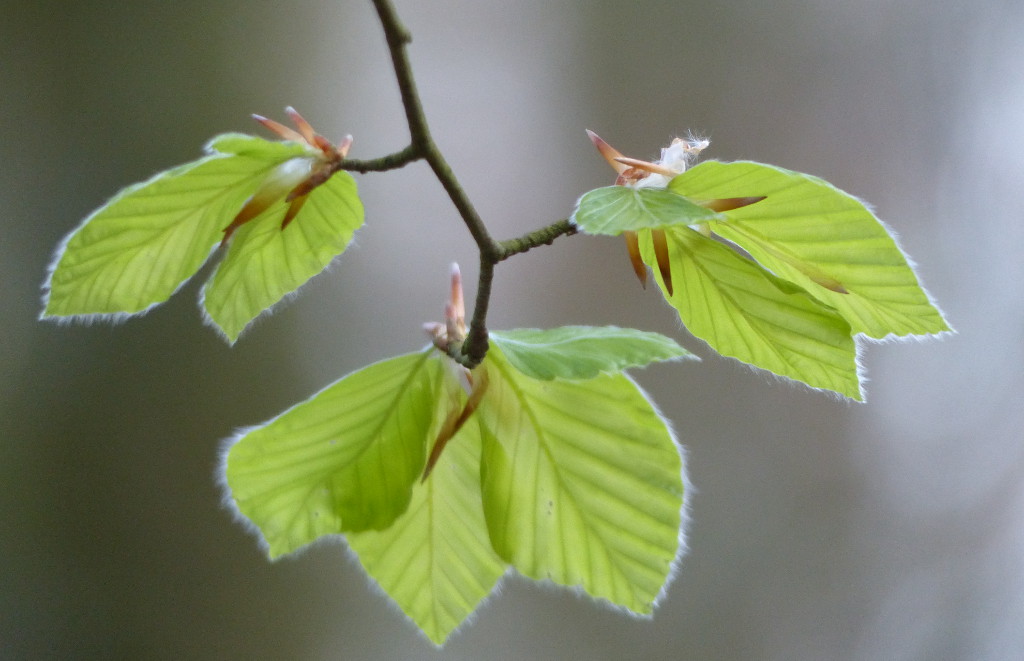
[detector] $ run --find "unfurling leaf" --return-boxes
[225,347,504,646]
[221,325,688,643]
[200,161,362,342]
[223,350,443,557]
[42,112,364,343]
[42,135,306,320]
[580,132,951,399]
[478,344,685,613]
[348,419,507,646]
[637,227,861,399]
[669,160,952,339]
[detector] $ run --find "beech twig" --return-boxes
[359,0,577,367]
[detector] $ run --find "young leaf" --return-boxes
[477,346,685,614]
[571,185,723,235]
[201,166,363,342]
[489,326,695,381]
[41,135,308,320]
[42,110,365,343]
[670,160,952,338]
[348,418,506,646]
[223,350,443,558]
[638,227,861,399]
[207,132,314,159]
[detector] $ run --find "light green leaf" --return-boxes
[206,132,311,159]
[478,346,685,614]
[349,417,506,646]
[42,135,307,320]
[670,160,952,338]
[489,326,695,381]
[223,350,443,558]
[638,227,861,399]
[201,167,363,342]
[571,185,722,235]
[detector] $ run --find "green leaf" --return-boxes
[42,135,307,320]
[207,132,311,159]
[638,227,861,399]
[201,167,363,342]
[41,130,366,343]
[670,160,952,338]
[223,350,443,558]
[489,326,696,381]
[477,346,685,614]
[348,417,506,646]
[571,185,722,236]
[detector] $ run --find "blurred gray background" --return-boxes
[3,1,1022,659]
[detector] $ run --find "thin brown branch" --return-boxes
[337,145,420,173]
[370,0,427,147]
[368,0,579,367]
[498,220,577,261]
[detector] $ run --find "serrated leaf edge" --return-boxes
[482,352,690,615]
[38,155,228,326]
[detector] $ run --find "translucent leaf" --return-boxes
[638,227,861,399]
[489,326,696,381]
[207,132,311,159]
[571,185,722,235]
[670,161,952,338]
[201,167,363,342]
[477,346,685,614]
[348,417,506,646]
[223,350,443,558]
[41,135,307,320]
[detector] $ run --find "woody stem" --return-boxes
[369,0,576,368]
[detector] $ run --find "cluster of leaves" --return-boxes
[40,115,698,643]
[38,115,950,642]
[40,2,950,648]
[225,327,691,643]
[42,127,363,342]
[572,135,951,401]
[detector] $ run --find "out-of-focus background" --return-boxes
[3,1,1022,659]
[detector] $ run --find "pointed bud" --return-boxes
[446,263,466,342]
[336,135,354,159]
[284,106,317,146]
[586,130,629,174]
[252,114,305,143]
